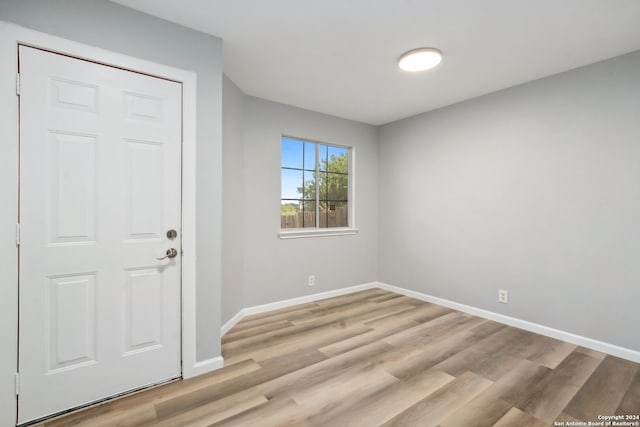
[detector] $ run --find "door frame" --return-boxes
[0,21,206,426]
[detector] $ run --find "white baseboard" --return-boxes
[221,282,379,335]
[375,282,640,363]
[184,356,224,379]
[221,310,247,336]
[219,281,640,364]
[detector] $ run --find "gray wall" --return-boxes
[222,76,246,321]
[378,50,640,352]
[221,82,379,323]
[0,0,223,361]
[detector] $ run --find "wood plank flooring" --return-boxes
[35,289,640,426]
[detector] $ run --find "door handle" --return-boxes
[157,248,178,260]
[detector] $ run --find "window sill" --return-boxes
[278,227,359,240]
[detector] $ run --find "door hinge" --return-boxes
[16,73,21,96]
[14,373,19,396]
[16,223,20,246]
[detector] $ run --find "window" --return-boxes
[280,136,355,237]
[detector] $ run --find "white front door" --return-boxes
[18,46,182,424]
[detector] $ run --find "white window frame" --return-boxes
[278,135,358,239]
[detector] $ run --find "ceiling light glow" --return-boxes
[398,48,443,72]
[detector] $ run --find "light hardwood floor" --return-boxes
[35,289,640,426]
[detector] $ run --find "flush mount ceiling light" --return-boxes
[398,48,443,72]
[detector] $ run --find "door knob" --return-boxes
[157,248,178,260]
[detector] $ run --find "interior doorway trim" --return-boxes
[0,21,202,426]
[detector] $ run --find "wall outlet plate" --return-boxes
[308,275,315,286]
[498,289,509,304]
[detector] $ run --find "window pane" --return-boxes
[318,144,329,172]
[281,201,301,229]
[304,141,316,171]
[320,201,348,228]
[281,137,303,169]
[319,172,329,200]
[327,146,348,173]
[326,172,348,201]
[302,171,316,200]
[302,201,316,228]
[281,168,302,200]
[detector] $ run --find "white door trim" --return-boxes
[0,21,204,426]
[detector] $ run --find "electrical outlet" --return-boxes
[308,275,315,287]
[498,289,509,304]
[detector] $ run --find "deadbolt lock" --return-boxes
[166,229,178,239]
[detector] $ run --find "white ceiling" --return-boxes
[111,0,640,125]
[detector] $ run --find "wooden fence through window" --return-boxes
[281,207,348,228]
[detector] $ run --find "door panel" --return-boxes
[127,139,164,238]
[18,46,182,424]
[124,267,164,354]
[48,132,97,244]
[47,273,97,371]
